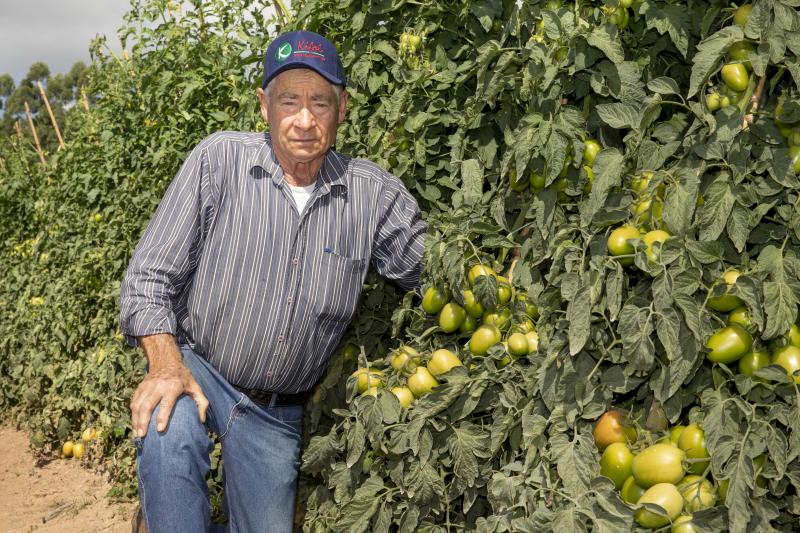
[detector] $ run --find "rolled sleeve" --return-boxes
[119,134,220,346]
[371,176,427,291]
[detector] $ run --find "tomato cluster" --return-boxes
[61,426,98,460]
[703,269,800,383]
[705,4,753,112]
[594,412,723,530]
[344,262,541,408]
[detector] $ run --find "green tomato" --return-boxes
[390,345,421,373]
[608,6,629,30]
[706,92,721,112]
[608,225,641,265]
[600,442,634,490]
[727,306,754,331]
[721,63,749,92]
[391,386,415,408]
[678,475,717,512]
[529,170,546,190]
[508,168,529,191]
[469,324,502,356]
[482,308,512,331]
[672,515,699,533]
[583,139,602,167]
[789,146,800,175]
[427,348,462,376]
[438,302,466,333]
[708,269,744,312]
[462,290,485,318]
[422,286,449,314]
[677,424,711,476]
[506,332,530,357]
[407,367,439,397]
[459,313,478,333]
[669,425,686,446]
[728,41,754,71]
[771,345,800,383]
[496,276,512,305]
[468,264,496,286]
[620,475,647,504]
[642,229,671,262]
[733,4,752,27]
[706,325,753,364]
[738,350,770,381]
[635,483,684,529]
[631,444,686,487]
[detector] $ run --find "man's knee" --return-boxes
[139,395,210,457]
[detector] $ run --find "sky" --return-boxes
[0,0,130,85]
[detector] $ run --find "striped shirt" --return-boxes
[119,131,426,393]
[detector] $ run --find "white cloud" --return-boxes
[0,0,129,84]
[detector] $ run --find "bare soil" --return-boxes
[0,427,137,533]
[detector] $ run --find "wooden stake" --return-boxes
[24,101,47,165]
[14,120,23,139]
[37,81,66,150]
[80,87,90,111]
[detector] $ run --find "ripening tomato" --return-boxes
[511,318,535,334]
[463,290,485,318]
[427,348,463,376]
[706,324,753,364]
[727,306,754,331]
[469,324,502,355]
[738,350,770,381]
[678,475,717,512]
[362,386,382,397]
[583,139,602,167]
[771,345,800,383]
[517,293,540,319]
[643,230,671,262]
[600,442,634,489]
[608,225,641,265]
[677,424,710,476]
[506,332,530,357]
[621,475,647,504]
[407,367,439,397]
[631,171,653,194]
[635,483,684,529]
[422,286,449,314]
[633,197,664,228]
[390,345,421,373]
[438,302,467,332]
[391,386,415,407]
[62,440,74,458]
[721,63,749,92]
[593,409,637,451]
[482,308,512,331]
[631,444,686,487]
[733,4,752,26]
[72,441,86,459]
[468,264,496,285]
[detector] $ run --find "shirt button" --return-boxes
[292,258,299,266]
[277,335,285,342]
[287,296,293,304]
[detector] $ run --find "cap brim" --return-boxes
[263,63,345,88]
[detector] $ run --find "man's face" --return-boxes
[258,68,347,168]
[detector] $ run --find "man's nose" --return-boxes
[294,107,314,129]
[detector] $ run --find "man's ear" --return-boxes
[337,89,349,125]
[257,87,269,123]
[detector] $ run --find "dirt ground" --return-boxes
[0,427,137,533]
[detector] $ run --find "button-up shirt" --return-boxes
[119,131,426,393]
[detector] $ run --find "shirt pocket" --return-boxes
[315,250,366,323]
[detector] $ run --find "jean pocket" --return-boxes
[275,405,303,426]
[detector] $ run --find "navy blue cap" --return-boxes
[262,30,346,89]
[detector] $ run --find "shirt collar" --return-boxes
[251,133,348,194]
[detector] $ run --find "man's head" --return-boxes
[258,30,347,173]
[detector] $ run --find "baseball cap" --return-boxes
[262,30,346,89]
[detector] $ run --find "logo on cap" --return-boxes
[276,42,292,62]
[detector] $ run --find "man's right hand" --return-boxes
[130,334,209,438]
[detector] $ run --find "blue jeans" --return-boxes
[135,344,303,533]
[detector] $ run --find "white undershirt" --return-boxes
[287,182,316,213]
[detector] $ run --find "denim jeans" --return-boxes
[135,344,303,533]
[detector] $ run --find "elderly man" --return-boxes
[120,30,426,532]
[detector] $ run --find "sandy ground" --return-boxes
[0,427,137,533]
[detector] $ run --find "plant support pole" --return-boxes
[24,101,47,165]
[37,81,66,150]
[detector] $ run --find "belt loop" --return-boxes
[268,392,278,409]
